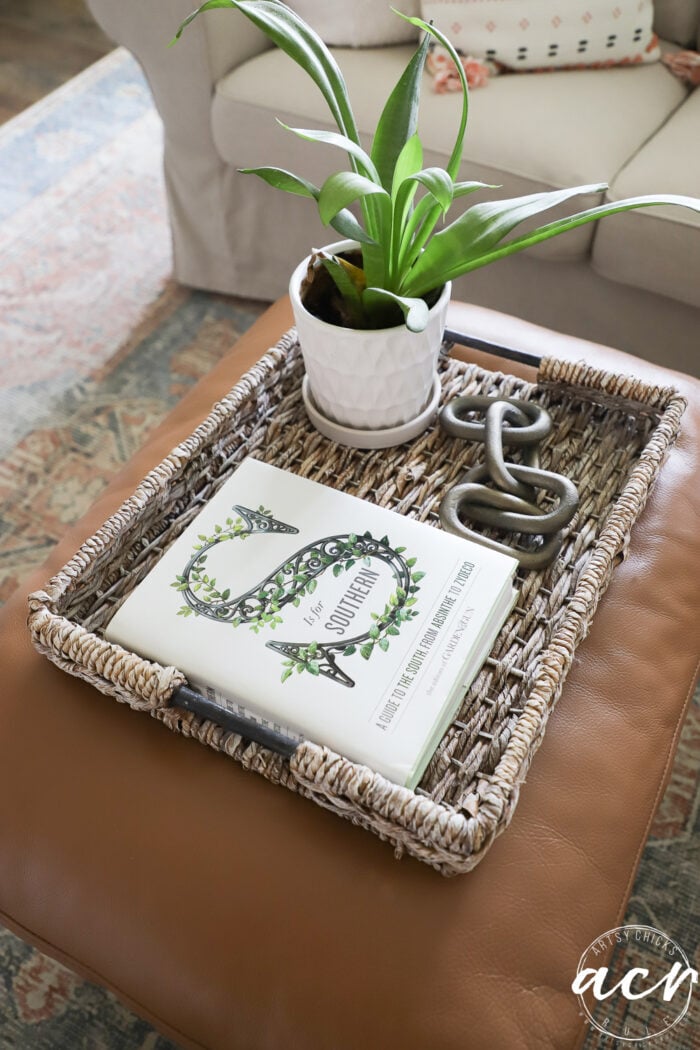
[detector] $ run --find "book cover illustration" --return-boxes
[172,505,424,690]
[105,458,517,786]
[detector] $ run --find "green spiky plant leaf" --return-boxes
[172,1,700,331]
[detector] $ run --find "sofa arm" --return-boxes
[86,0,270,169]
[88,0,270,82]
[86,0,273,293]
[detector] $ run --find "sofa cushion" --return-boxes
[213,44,687,260]
[420,0,660,70]
[592,88,700,309]
[653,0,700,46]
[288,0,420,47]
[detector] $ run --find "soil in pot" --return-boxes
[300,249,442,330]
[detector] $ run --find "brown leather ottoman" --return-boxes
[0,300,698,1050]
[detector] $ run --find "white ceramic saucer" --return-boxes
[301,374,441,450]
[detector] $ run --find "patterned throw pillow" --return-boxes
[419,0,660,70]
[288,1,420,47]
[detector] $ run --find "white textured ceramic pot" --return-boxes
[290,240,451,434]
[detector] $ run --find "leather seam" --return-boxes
[615,655,700,919]
[0,908,209,1050]
[571,657,700,1050]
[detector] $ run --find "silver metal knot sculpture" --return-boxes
[439,395,579,570]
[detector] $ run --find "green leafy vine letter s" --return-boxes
[171,506,422,687]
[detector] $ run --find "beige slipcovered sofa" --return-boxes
[88,0,700,374]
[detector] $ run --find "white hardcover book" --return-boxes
[104,457,518,788]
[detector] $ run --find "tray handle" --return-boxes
[171,685,300,759]
[444,328,542,368]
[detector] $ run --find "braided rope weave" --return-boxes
[27,331,686,875]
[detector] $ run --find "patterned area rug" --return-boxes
[0,48,266,605]
[0,47,697,1050]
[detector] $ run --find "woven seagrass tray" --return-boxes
[28,329,686,875]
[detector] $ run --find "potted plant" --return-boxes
[172,1,700,445]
